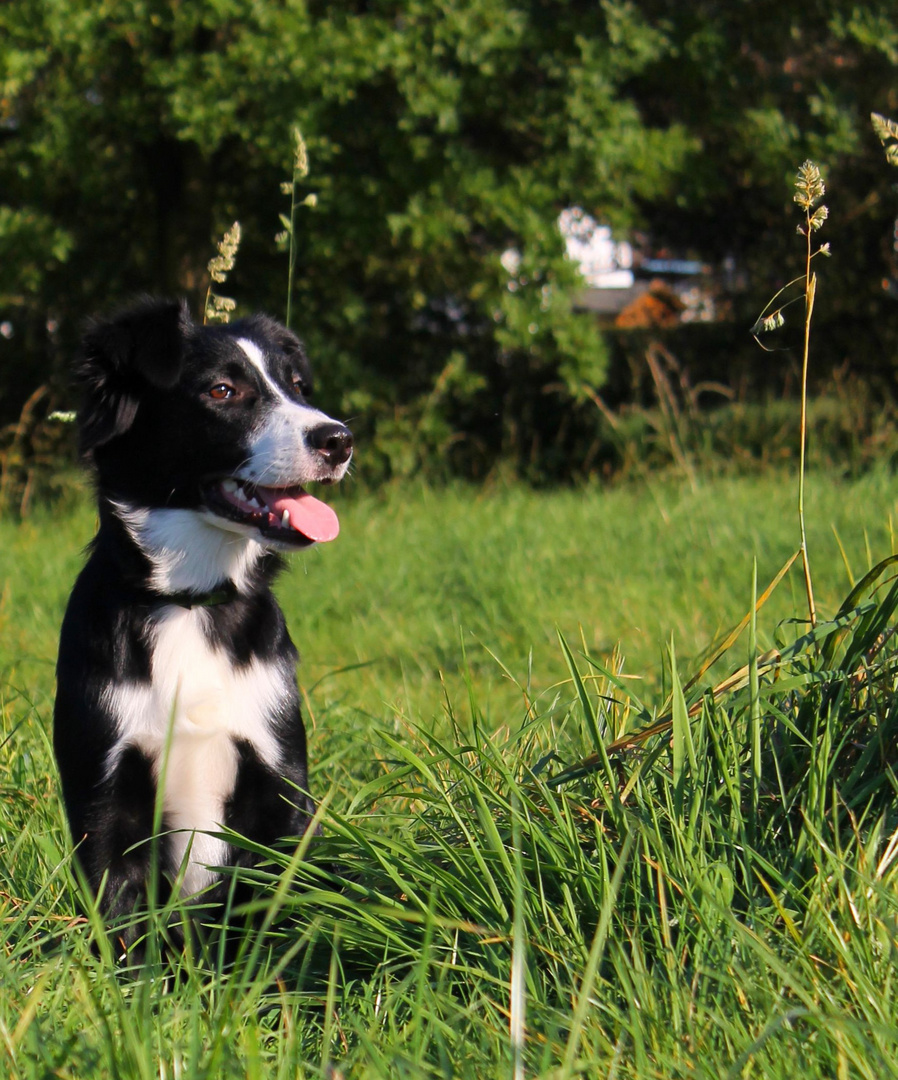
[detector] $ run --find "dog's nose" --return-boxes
[308,422,353,466]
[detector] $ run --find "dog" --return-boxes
[53,298,352,949]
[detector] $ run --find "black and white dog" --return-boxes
[54,298,352,944]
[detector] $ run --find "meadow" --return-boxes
[2,468,898,1077]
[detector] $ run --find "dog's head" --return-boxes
[76,298,353,551]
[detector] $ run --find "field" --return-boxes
[2,469,898,1077]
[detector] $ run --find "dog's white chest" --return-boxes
[105,606,288,894]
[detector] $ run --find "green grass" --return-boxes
[2,469,898,1077]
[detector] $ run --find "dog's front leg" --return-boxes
[63,740,164,955]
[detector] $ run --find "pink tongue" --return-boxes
[257,487,340,542]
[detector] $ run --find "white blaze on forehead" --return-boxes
[234,337,345,487]
[236,337,288,399]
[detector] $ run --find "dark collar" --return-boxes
[155,582,239,609]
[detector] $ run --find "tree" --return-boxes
[0,0,692,486]
[622,1,898,388]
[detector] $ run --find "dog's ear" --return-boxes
[76,298,192,452]
[245,316,306,362]
[266,320,314,391]
[272,324,305,359]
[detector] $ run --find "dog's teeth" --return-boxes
[281,509,291,529]
[222,479,239,493]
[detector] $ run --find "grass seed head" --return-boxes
[292,125,309,180]
[207,221,241,283]
[872,112,898,167]
[794,161,825,211]
[204,222,241,323]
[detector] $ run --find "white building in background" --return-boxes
[501,208,720,322]
[500,208,634,288]
[558,207,634,289]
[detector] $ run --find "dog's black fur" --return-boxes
[54,299,352,949]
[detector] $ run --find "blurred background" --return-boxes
[2,0,898,507]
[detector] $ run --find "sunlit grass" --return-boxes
[2,470,898,1077]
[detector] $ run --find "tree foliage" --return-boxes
[2,1,898,488]
[0,0,691,483]
[625,2,898,362]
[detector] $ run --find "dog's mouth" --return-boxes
[203,478,340,547]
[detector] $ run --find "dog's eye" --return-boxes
[209,383,236,401]
[291,374,311,397]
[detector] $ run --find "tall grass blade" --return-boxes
[749,559,761,829]
[561,832,634,1075]
[556,631,620,814]
[668,638,695,821]
[510,793,526,1080]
